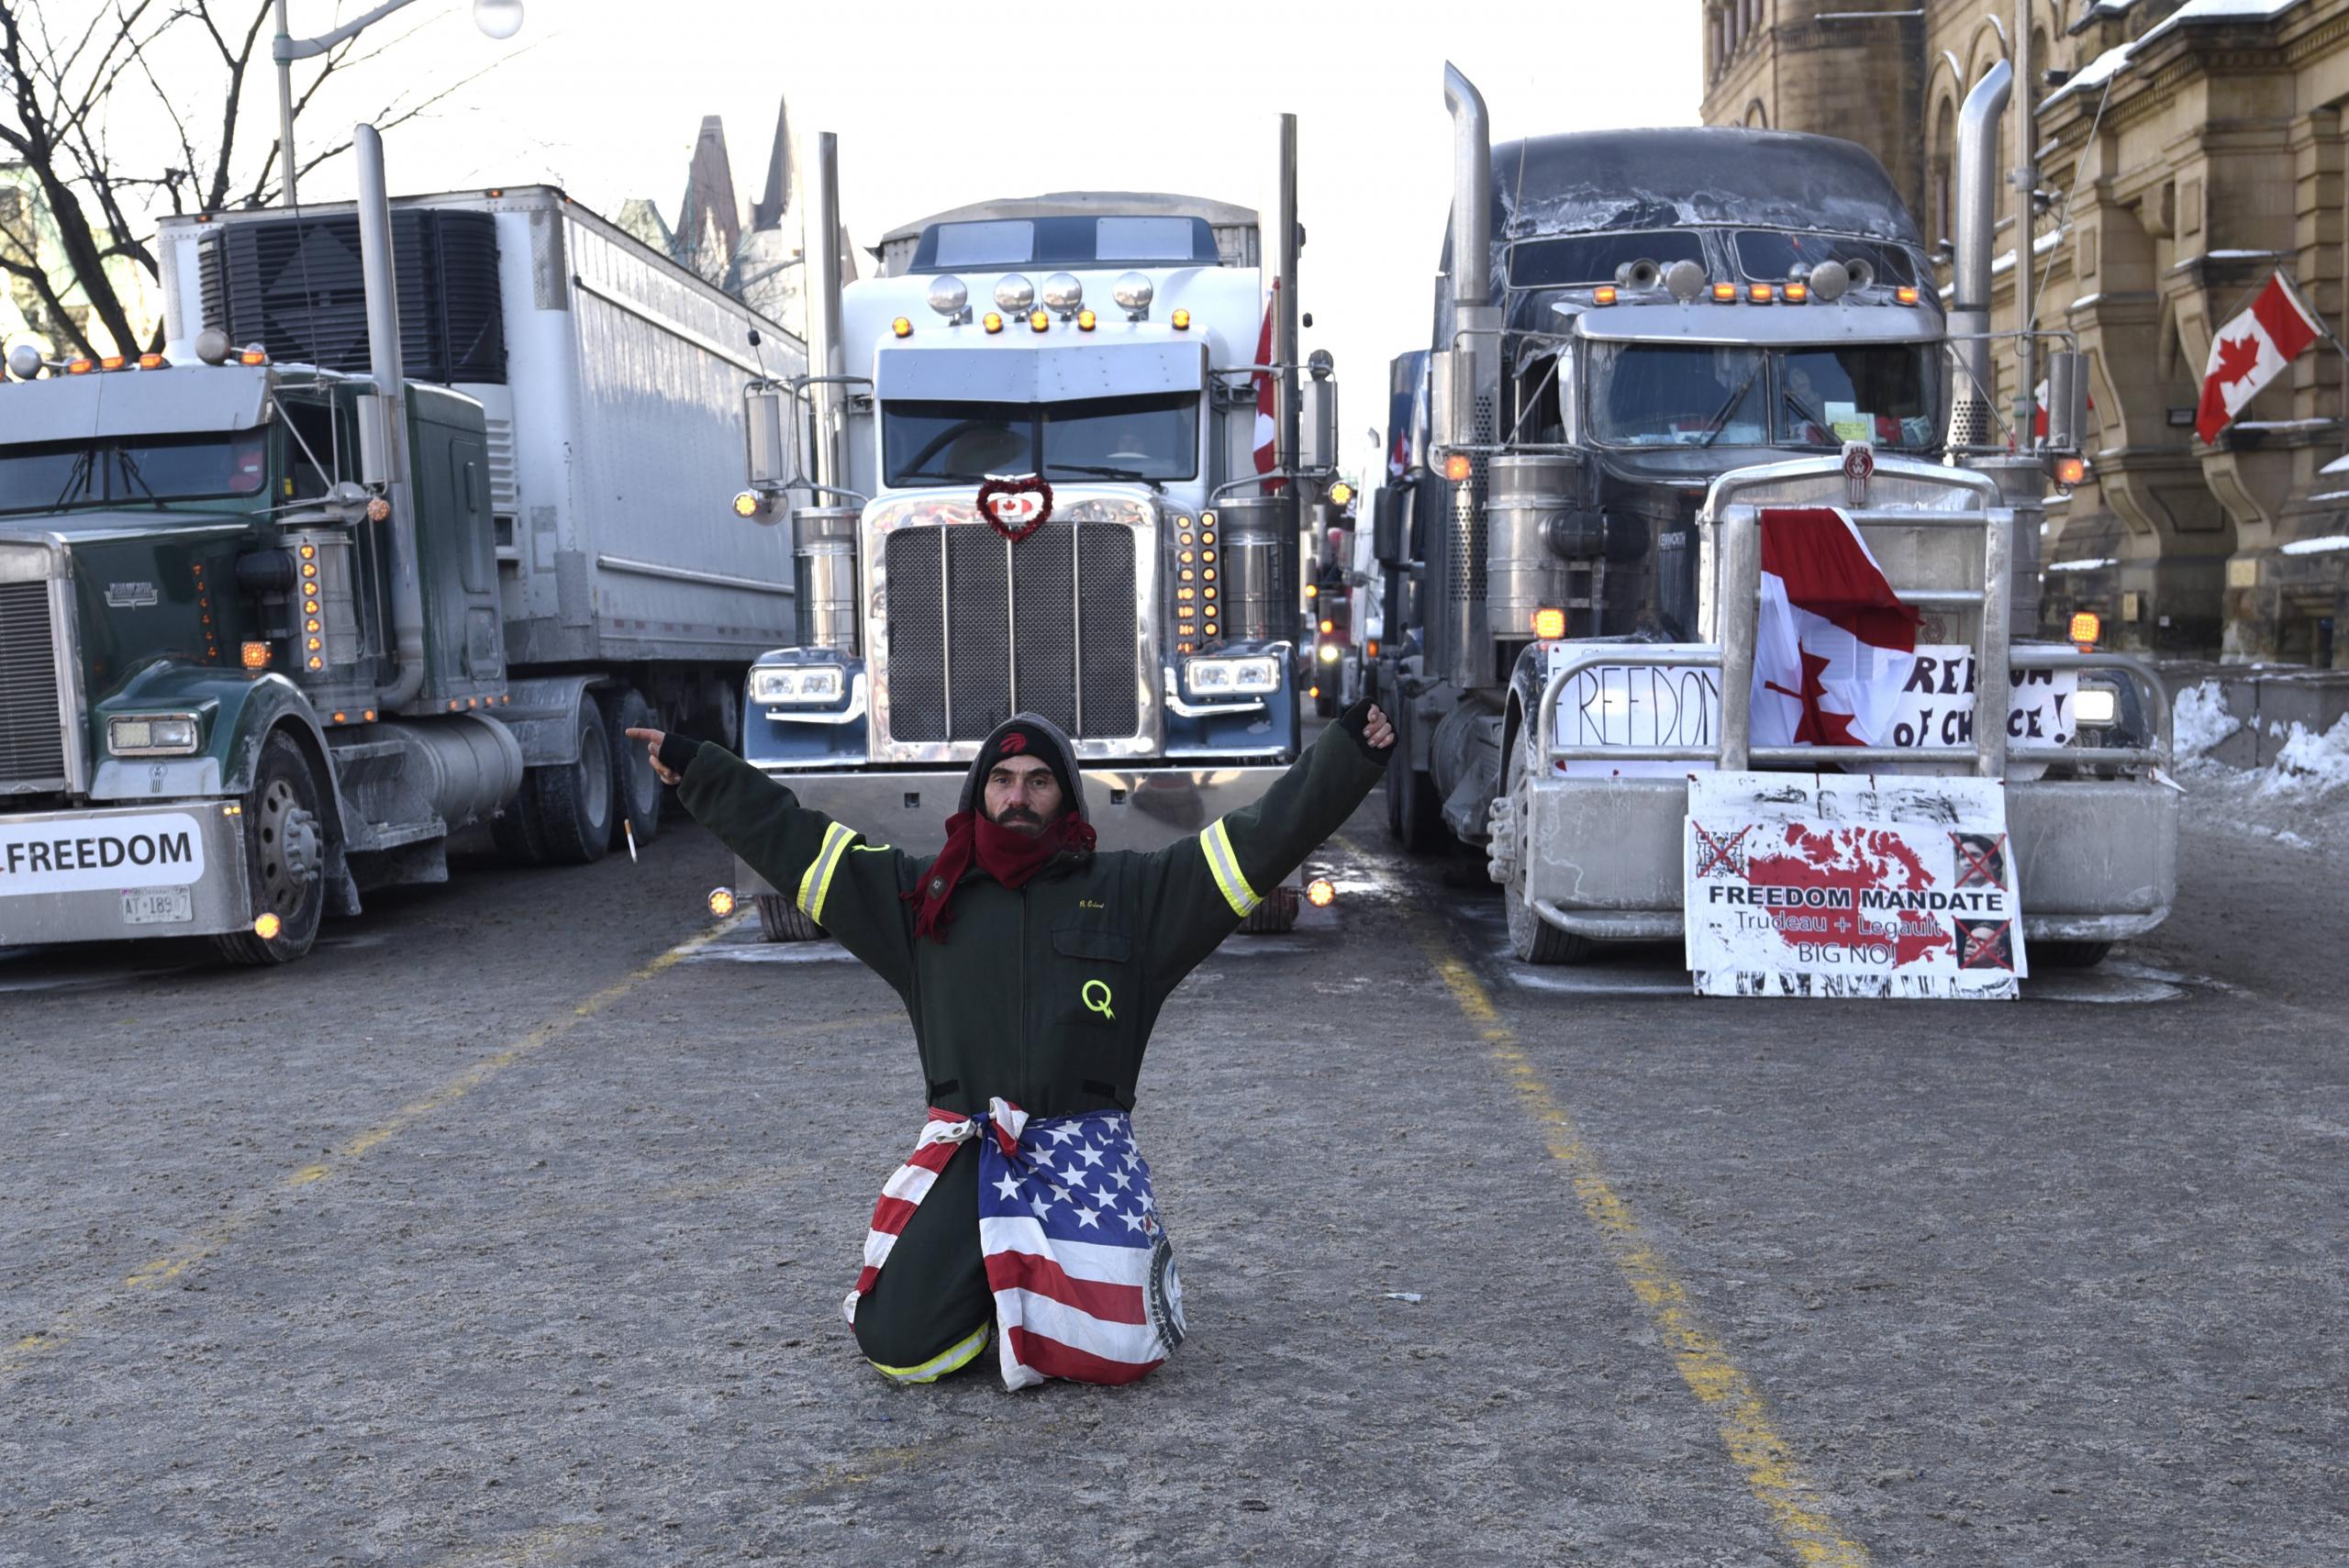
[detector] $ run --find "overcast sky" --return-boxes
[112,0,1701,473]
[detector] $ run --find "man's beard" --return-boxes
[990,804,1049,836]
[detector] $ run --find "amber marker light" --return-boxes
[1749,284,1776,304]
[1330,481,1353,505]
[1532,606,1568,639]
[239,641,271,670]
[984,312,1004,334]
[891,317,913,339]
[2053,455,2087,486]
[1077,309,1097,331]
[707,887,738,918]
[137,352,168,370]
[239,347,269,365]
[1711,283,1738,302]
[66,358,95,375]
[1170,308,1191,329]
[1319,617,1335,635]
[1592,285,1618,306]
[1306,878,1337,908]
[2069,611,2101,652]
[1030,310,1051,332]
[1896,287,1920,306]
[1444,452,1473,483]
[252,912,283,940]
[366,497,391,522]
[1784,283,1809,303]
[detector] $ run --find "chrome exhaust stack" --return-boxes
[795,129,860,655]
[1435,62,1503,694]
[352,122,428,709]
[1948,59,2011,452]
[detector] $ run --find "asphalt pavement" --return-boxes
[1,780,2341,1566]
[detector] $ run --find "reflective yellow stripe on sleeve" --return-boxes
[1198,818,1263,917]
[797,821,856,921]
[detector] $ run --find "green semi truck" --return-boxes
[0,127,804,963]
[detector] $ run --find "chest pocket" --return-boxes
[1052,921,1134,1031]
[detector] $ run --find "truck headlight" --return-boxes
[1183,655,1280,697]
[108,714,201,756]
[750,664,846,706]
[2074,684,2119,728]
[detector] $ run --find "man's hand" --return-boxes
[624,726,682,786]
[1337,695,1396,758]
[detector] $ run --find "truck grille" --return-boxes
[884,522,1140,743]
[0,581,67,789]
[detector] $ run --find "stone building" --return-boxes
[1702,0,2349,668]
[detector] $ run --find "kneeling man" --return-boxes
[629,701,1392,1389]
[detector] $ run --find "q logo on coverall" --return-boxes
[1082,980,1115,1021]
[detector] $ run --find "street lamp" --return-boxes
[273,0,525,206]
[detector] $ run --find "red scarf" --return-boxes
[907,810,1097,943]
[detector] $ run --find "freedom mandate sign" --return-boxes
[1684,773,2026,999]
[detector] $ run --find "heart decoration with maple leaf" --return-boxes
[975,474,1054,542]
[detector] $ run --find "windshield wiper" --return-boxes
[116,445,159,503]
[1697,361,1769,449]
[1047,462,1164,494]
[50,448,96,508]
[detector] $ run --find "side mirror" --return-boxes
[353,394,393,486]
[1372,487,1405,566]
[1301,378,1337,473]
[744,380,792,491]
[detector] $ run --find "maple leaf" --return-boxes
[2212,331,2264,390]
[1762,648,1864,746]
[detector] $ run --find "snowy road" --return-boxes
[1,782,2341,1566]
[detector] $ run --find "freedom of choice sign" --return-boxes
[1548,644,2077,776]
[1683,773,2027,999]
[0,812,207,895]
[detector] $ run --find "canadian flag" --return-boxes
[1752,507,1921,748]
[2195,272,2322,444]
[1252,280,1283,490]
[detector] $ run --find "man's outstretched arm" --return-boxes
[1141,699,1395,981]
[627,728,914,993]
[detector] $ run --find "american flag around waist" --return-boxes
[844,1096,1186,1390]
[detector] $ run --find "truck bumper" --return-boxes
[729,762,1296,897]
[0,799,251,945]
[1521,777,2179,945]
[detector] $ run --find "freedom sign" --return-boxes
[1684,773,2027,999]
[1549,646,2077,777]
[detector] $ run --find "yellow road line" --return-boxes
[4,915,748,1383]
[1408,918,1872,1568]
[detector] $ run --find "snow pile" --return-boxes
[2257,715,2349,798]
[2171,681,2240,761]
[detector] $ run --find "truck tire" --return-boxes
[604,687,662,850]
[2032,940,2112,969]
[1239,884,1301,935]
[756,894,826,942]
[1387,711,1443,854]
[213,731,328,966]
[529,695,615,865]
[1501,728,1592,965]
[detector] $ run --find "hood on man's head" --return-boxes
[958,712,1089,825]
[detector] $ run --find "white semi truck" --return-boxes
[1373,63,2177,968]
[0,129,802,962]
[725,120,1342,939]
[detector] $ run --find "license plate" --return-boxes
[121,887,193,925]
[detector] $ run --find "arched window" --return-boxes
[1932,97,1957,248]
[1745,98,1770,130]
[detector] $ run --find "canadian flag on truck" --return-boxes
[1751,507,1922,748]
[2195,272,2323,443]
[1252,281,1283,490]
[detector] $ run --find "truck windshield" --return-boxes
[0,430,270,514]
[1587,343,1938,451]
[885,392,1199,486]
